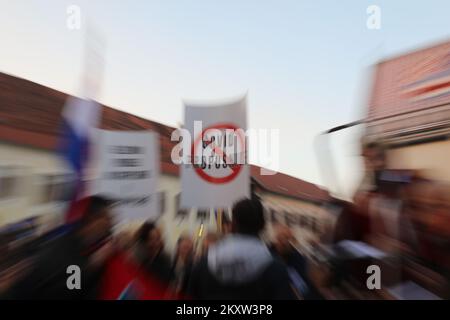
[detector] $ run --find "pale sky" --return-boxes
[1,0,450,198]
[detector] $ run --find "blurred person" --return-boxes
[4,195,114,299]
[170,235,194,298]
[114,229,135,252]
[365,170,412,251]
[0,234,34,298]
[332,142,387,243]
[359,141,387,190]
[188,198,296,300]
[0,259,31,298]
[133,221,173,285]
[98,228,171,300]
[202,232,219,255]
[221,213,232,235]
[270,224,323,300]
[402,180,450,298]
[406,181,450,244]
[335,141,410,248]
[330,141,415,292]
[355,144,414,250]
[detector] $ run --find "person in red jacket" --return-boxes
[98,249,171,300]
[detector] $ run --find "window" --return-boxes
[285,212,295,227]
[39,174,75,203]
[270,209,279,223]
[305,216,315,230]
[299,215,307,227]
[310,217,317,233]
[0,176,16,199]
[314,219,322,233]
[306,216,313,229]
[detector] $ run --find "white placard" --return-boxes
[181,96,250,208]
[92,130,160,223]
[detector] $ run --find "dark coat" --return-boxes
[4,232,103,299]
[270,245,324,300]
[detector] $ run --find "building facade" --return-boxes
[364,40,450,181]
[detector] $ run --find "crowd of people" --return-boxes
[1,141,449,300]
[0,196,324,300]
[326,142,450,299]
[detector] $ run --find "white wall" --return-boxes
[388,139,450,182]
[0,142,70,226]
[260,191,332,252]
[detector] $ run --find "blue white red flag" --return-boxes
[60,97,101,222]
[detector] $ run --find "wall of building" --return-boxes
[258,191,332,253]
[0,142,70,226]
[387,139,450,182]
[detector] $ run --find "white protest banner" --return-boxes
[92,130,160,223]
[180,96,250,208]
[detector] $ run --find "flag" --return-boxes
[56,26,105,223]
[59,97,101,222]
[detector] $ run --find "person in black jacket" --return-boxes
[4,195,114,299]
[188,198,296,300]
[270,224,324,300]
[133,221,173,285]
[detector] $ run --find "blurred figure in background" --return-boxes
[202,232,219,256]
[113,229,135,252]
[270,224,323,300]
[331,142,386,244]
[188,198,295,300]
[359,141,387,193]
[333,142,411,249]
[170,234,194,298]
[133,221,173,285]
[98,227,171,300]
[402,180,450,298]
[0,234,34,298]
[329,142,412,295]
[4,195,114,299]
[221,213,232,235]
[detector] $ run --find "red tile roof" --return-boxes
[0,72,329,203]
[0,72,179,174]
[251,166,330,203]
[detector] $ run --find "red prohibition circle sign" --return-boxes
[191,123,246,184]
